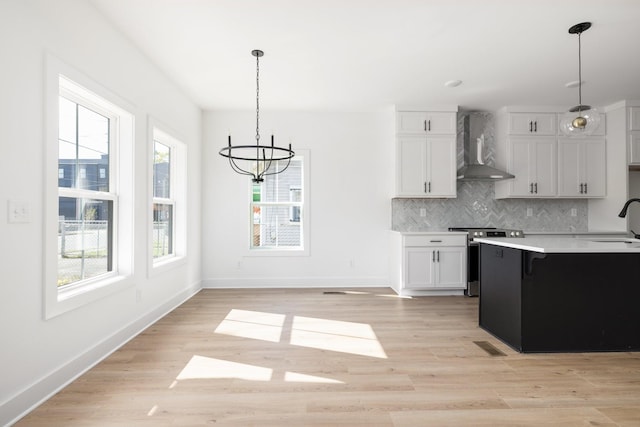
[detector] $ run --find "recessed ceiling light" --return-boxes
[565,80,583,88]
[444,80,462,88]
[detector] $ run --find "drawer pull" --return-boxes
[430,239,443,243]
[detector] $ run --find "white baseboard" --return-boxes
[201,276,389,289]
[2,282,201,427]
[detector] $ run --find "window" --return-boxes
[250,154,308,253]
[150,126,186,269]
[57,90,115,287]
[44,54,134,319]
[153,138,173,259]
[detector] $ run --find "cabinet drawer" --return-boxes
[404,235,466,247]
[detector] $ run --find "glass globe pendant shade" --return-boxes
[560,105,601,136]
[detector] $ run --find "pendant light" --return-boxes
[219,50,295,183]
[560,22,601,137]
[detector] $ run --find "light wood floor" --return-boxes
[18,288,640,426]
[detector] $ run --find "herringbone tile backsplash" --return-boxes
[392,112,588,232]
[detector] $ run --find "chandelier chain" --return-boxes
[255,52,260,143]
[577,31,582,111]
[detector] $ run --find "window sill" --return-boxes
[149,254,187,277]
[45,274,133,319]
[246,247,310,257]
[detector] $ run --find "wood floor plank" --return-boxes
[15,288,640,426]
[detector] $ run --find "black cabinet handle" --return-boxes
[436,250,440,262]
[580,183,584,194]
[529,121,533,132]
[424,120,427,131]
[428,120,431,131]
[530,183,534,194]
[430,240,443,243]
[534,121,538,132]
[534,182,538,194]
[584,183,588,194]
[432,251,435,262]
[428,182,431,193]
[424,182,427,193]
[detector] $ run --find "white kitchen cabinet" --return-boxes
[508,113,557,135]
[396,111,457,135]
[496,137,557,198]
[396,135,456,197]
[630,107,640,131]
[390,233,467,295]
[557,138,606,197]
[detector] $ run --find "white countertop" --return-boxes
[474,236,640,253]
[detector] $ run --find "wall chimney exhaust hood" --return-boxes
[456,115,514,181]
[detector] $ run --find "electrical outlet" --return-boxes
[571,208,577,217]
[526,207,533,217]
[419,208,426,217]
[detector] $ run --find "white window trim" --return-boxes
[147,120,187,276]
[44,54,135,319]
[246,149,310,257]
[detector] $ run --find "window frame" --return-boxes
[148,122,187,274]
[247,150,310,257]
[44,54,135,319]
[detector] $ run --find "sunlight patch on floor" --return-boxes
[214,309,285,342]
[284,371,344,384]
[176,355,273,381]
[214,310,387,359]
[290,316,388,359]
[175,355,343,384]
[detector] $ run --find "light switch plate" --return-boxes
[8,200,31,223]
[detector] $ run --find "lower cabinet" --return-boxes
[390,232,467,296]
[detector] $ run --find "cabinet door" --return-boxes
[426,136,456,197]
[582,139,606,197]
[508,113,557,135]
[396,137,426,196]
[426,112,457,134]
[405,248,434,289]
[557,139,582,196]
[630,132,640,165]
[396,112,428,134]
[630,107,640,131]
[508,138,534,196]
[434,247,466,288]
[532,139,557,196]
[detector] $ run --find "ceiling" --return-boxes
[90,0,640,112]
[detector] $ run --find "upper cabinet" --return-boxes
[508,113,557,136]
[495,107,606,199]
[395,110,457,198]
[396,111,457,135]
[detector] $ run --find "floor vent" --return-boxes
[473,341,507,356]
[323,291,347,295]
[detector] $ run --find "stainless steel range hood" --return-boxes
[456,115,514,181]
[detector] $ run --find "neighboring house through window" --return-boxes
[250,153,308,253]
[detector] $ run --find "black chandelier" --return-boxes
[219,49,295,183]
[560,22,601,136]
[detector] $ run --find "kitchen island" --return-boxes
[475,236,640,353]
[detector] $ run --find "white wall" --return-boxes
[202,110,394,288]
[0,1,202,424]
[629,171,640,233]
[588,105,629,232]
